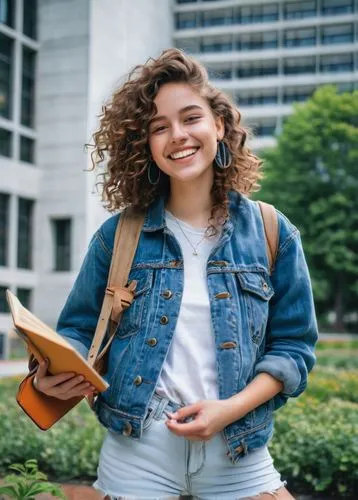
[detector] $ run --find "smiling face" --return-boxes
[148,82,224,185]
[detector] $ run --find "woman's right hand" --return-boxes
[33,359,96,400]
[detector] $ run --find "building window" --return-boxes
[0,34,13,119]
[284,1,316,20]
[52,218,72,272]
[238,31,278,51]
[207,66,232,80]
[17,288,32,309]
[176,12,197,30]
[284,56,316,75]
[238,90,278,106]
[237,60,278,78]
[283,86,316,103]
[201,36,232,53]
[23,0,37,39]
[20,136,35,164]
[320,53,353,72]
[238,4,279,24]
[0,193,9,266]
[284,27,316,47]
[254,121,277,137]
[321,24,354,45]
[0,128,11,157]
[21,47,36,128]
[337,82,355,93]
[0,0,15,27]
[202,8,233,27]
[17,198,34,269]
[177,0,197,3]
[177,38,198,54]
[322,0,353,15]
[0,286,8,313]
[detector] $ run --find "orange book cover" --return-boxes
[6,290,109,393]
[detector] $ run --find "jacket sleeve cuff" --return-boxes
[254,353,301,395]
[62,335,89,360]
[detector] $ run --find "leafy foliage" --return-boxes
[0,380,104,481]
[270,396,358,496]
[1,359,358,497]
[258,85,358,330]
[0,459,65,499]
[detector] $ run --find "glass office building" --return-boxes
[173,0,358,149]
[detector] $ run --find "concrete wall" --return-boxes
[35,0,173,326]
[34,0,91,325]
[1,0,173,338]
[85,0,173,239]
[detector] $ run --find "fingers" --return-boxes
[35,358,49,379]
[52,375,95,399]
[34,360,95,400]
[171,402,201,421]
[166,416,208,438]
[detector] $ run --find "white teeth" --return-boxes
[170,148,198,160]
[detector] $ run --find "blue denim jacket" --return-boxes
[57,191,317,463]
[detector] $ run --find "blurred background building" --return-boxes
[174,0,358,149]
[0,0,357,357]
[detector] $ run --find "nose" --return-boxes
[170,122,188,143]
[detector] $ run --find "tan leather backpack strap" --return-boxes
[257,201,279,275]
[87,209,145,368]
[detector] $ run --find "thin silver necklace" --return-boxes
[170,214,207,256]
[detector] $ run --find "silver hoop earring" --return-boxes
[215,141,232,169]
[147,158,161,185]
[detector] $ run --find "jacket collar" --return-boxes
[142,196,167,232]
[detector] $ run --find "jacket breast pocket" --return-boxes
[115,269,153,339]
[236,272,274,345]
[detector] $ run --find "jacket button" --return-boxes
[162,289,173,299]
[215,291,231,299]
[134,375,143,386]
[220,341,237,350]
[262,282,269,292]
[122,422,132,436]
[160,315,169,325]
[147,337,158,347]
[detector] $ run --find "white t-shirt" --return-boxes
[156,211,220,405]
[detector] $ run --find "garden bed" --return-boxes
[1,354,357,498]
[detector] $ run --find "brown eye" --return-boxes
[152,125,167,134]
[185,115,201,123]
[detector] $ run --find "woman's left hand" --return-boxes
[165,399,235,441]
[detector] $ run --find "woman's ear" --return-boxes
[216,116,225,141]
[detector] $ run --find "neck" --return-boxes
[166,173,213,228]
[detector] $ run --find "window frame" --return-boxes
[52,218,72,272]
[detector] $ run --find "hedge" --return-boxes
[0,365,357,497]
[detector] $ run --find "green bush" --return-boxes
[316,350,358,370]
[316,340,358,351]
[306,366,358,403]
[0,378,104,480]
[270,396,358,496]
[269,366,358,497]
[1,366,357,497]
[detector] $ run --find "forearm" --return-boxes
[223,373,283,425]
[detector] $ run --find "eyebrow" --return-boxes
[149,105,203,125]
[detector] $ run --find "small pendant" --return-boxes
[193,250,198,256]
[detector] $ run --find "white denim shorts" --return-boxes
[93,393,285,499]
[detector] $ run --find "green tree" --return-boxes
[258,85,358,332]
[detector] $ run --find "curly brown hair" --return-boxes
[90,48,262,225]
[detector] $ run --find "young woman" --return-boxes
[34,49,318,499]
